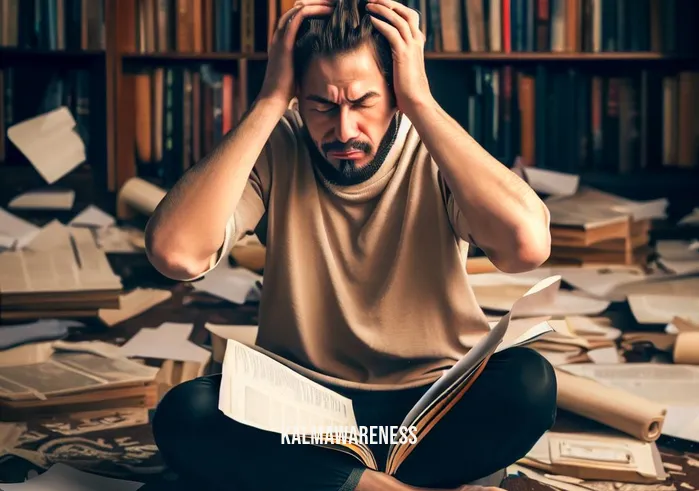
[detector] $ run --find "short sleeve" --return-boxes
[191,123,278,279]
[438,170,475,246]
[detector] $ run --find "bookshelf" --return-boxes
[1,0,698,219]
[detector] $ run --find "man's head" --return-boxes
[294,0,397,178]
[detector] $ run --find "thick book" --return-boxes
[218,276,565,475]
[0,351,159,421]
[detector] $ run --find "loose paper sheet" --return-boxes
[475,287,610,317]
[0,463,143,491]
[7,107,86,184]
[8,189,75,210]
[0,208,41,249]
[627,295,699,325]
[23,219,72,252]
[468,270,610,316]
[69,205,116,228]
[521,166,580,197]
[566,316,621,341]
[219,339,358,434]
[193,264,263,304]
[662,406,699,443]
[587,347,622,364]
[656,240,699,276]
[118,323,211,364]
[98,288,172,327]
[559,266,648,302]
[678,208,699,226]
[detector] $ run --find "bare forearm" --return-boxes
[146,97,287,279]
[407,98,550,272]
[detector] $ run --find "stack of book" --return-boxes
[0,348,159,422]
[544,188,666,267]
[0,225,123,321]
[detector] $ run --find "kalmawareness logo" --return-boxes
[281,425,418,445]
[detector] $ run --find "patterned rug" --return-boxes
[0,417,165,484]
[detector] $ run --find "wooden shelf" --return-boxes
[121,51,268,66]
[0,47,105,67]
[425,51,697,61]
[118,50,698,65]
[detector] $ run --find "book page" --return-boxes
[0,353,157,400]
[398,276,562,431]
[627,294,699,324]
[0,248,82,293]
[53,352,158,383]
[662,406,699,443]
[0,359,104,399]
[0,227,121,295]
[71,228,123,289]
[7,107,86,185]
[521,166,580,197]
[558,265,648,301]
[24,220,72,252]
[69,205,116,228]
[219,339,358,435]
[0,207,41,249]
[192,264,262,304]
[8,189,75,210]
[118,323,211,365]
[473,284,610,317]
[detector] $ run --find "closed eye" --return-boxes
[314,105,337,114]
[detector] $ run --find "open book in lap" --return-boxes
[218,275,566,475]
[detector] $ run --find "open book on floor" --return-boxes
[218,276,565,475]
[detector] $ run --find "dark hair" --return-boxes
[293,0,393,91]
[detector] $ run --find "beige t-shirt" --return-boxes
[207,109,489,390]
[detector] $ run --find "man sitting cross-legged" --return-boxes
[145,1,556,490]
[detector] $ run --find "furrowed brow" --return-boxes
[305,92,380,105]
[348,92,380,104]
[306,95,336,104]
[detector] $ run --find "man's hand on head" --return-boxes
[365,0,433,119]
[258,1,336,107]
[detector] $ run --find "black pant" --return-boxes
[152,347,557,491]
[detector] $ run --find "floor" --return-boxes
[1,170,697,490]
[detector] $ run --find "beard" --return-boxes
[321,140,373,180]
[307,114,401,186]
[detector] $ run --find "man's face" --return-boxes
[298,43,396,171]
